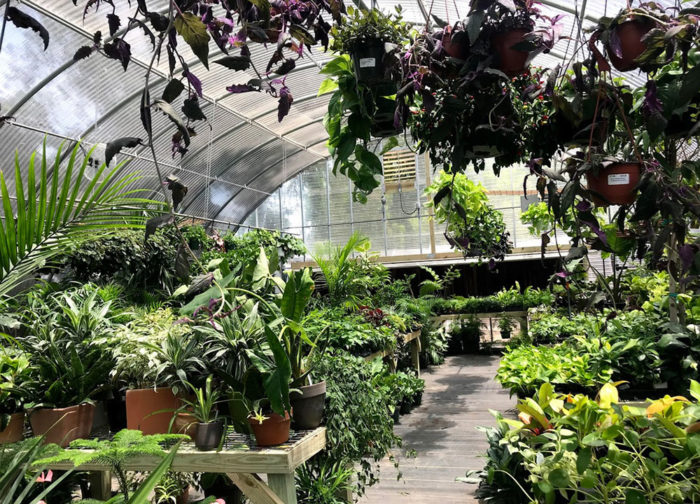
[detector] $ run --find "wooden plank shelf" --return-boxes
[363,329,422,376]
[44,427,327,504]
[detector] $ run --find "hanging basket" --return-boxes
[371,97,402,138]
[492,29,530,77]
[606,19,653,72]
[350,39,397,94]
[586,162,642,206]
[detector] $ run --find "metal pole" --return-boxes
[325,160,332,243]
[298,174,305,243]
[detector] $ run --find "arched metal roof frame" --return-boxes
[0,0,673,226]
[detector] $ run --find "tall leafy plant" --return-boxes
[0,140,158,296]
[313,232,373,307]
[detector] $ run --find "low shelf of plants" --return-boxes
[42,427,327,504]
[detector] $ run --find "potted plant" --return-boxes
[468,0,565,76]
[425,171,512,263]
[176,376,225,451]
[21,312,115,447]
[586,159,643,206]
[0,349,31,443]
[113,316,204,435]
[276,268,328,430]
[330,6,409,91]
[498,316,515,339]
[589,4,664,72]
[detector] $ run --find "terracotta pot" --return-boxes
[291,381,326,430]
[126,387,181,435]
[0,412,25,444]
[442,26,468,60]
[606,20,653,72]
[172,412,199,440]
[29,404,95,447]
[492,29,530,77]
[248,411,291,446]
[587,162,642,206]
[176,486,190,504]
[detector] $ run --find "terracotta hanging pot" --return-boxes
[606,19,653,72]
[125,387,181,435]
[248,411,291,447]
[587,162,642,206]
[29,404,95,447]
[491,29,530,77]
[442,25,469,60]
[0,412,25,444]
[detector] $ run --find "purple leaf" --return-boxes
[184,69,203,97]
[226,83,256,93]
[576,200,592,212]
[103,38,131,70]
[679,244,695,272]
[642,80,664,116]
[7,7,49,50]
[555,271,571,278]
[278,86,293,122]
[107,13,120,37]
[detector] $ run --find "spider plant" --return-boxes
[0,139,160,297]
[178,375,222,424]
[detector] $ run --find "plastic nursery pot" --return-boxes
[0,412,25,444]
[194,420,224,451]
[350,39,397,93]
[371,97,402,138]
[606,19,653,72]
[586,162,642,207]
[290,381,326,430]
[491,29,530,77]
[105,394,127,433]
[125,387,181,435]
[29,404,95,447]
[248,411,291,447]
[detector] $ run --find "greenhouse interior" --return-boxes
[2,0,700,502]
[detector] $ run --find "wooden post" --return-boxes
[268,473,297,504]
[411,334,421,377]
[88,470,112,500]
[228,473,285,504]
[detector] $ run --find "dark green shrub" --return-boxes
[310,351,401,497]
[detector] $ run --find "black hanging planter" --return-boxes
[350,39,397,95]
[371,97,402,138]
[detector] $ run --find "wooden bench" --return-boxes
[363,329,422,376]
[44,427,327,504]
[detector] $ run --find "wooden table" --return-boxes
[364,329,422,375]
[45,427,327,504]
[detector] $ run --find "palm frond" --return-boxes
[0,139,163,297]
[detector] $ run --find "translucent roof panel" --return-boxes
[0,0,679,227]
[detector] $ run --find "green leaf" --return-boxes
[174,12,210,69]
[317,78,339,96]
[576,447,592,475]
[348,113,370,141]
[127,442,181,503]
[625,489,647,504]
[548,468,569,488]
[280,268,314,323]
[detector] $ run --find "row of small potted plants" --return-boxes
[0,266,328,450]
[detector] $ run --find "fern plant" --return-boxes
[0,140,160,297]
[312,232,372,307]
[35,429,187,501]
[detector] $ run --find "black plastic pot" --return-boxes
[194,420,224,451]
[371,97,402,138]
[290,381,326,430]
[350,39,396,94]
